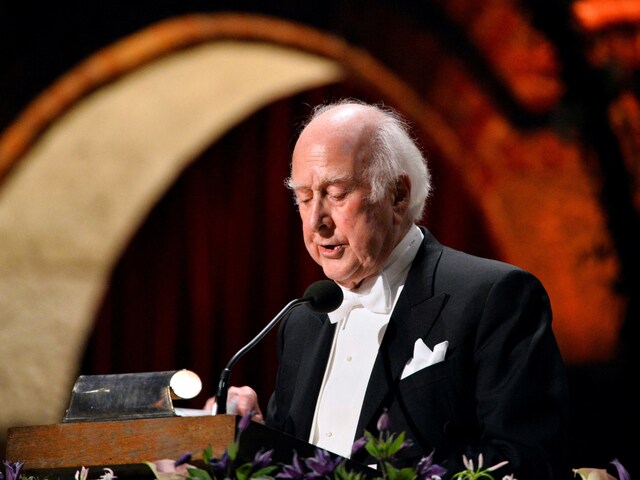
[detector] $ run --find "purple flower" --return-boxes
[174,452,192,467]
[277,452,306,480]
[377,411,391,432]
[304,449,342,478]
[3,461,24,480]
[351,436,367,455]
[238,411,253,432]
[416,450,447,480]
[252,449,274,469]
[208,451,231,474]
[611,459,630,480]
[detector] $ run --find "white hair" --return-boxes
[290,99,432,223]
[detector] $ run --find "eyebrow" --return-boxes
[287,173,355,191]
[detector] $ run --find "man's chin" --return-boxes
[323,271,361,290]
[319,260,363,286]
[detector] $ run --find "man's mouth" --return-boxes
[318,244,344,257]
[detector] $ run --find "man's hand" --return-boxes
[203,386,264,424]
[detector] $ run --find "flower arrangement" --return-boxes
[142,411,512,480]
[143,412,630,480]
[1,412,631,480]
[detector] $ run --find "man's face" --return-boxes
[289,107,405,290]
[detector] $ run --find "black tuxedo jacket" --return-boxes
[265,228,569,480]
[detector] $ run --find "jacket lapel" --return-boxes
[287,313,336,439]
[355,228,448,437]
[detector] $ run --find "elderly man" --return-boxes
[207,99,569,479]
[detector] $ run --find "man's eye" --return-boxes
[329,192,347,201]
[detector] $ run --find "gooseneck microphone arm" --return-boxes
[215,280,343,415]
[215,297,305,414]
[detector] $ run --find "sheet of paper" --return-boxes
[174,407,213,417]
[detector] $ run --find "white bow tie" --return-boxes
[328,274,392,322]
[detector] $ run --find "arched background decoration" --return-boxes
[0,12,628,469]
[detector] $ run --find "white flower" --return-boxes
[487,460,510,472]
[462,454,509,474]
[573,467,617,480]
[462,454,476,471]
[100,468,117,480]
[74,467,89,480]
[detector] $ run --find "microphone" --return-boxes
[215,280,343,414]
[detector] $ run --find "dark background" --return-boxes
[2,1,639,477]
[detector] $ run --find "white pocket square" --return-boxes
[401,339,449,380]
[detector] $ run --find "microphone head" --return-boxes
[303,280,343,313]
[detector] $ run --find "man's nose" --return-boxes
[308,198,332,231]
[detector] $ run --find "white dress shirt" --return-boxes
[308,225,424,458]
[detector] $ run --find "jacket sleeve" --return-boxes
[453,268,570,480]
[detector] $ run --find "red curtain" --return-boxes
[81,85,496,409]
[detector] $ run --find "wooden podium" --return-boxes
[6,415,372,479]
[7,416,236,471]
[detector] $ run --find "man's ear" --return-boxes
[392,175,411,218]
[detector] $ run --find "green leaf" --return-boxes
[365,441,382,458]
[248,465,278,478]
[333,463,371,480]
[234,462,253,480]
[186,467,213,480]
[202,445,214,464]
[387,432,406,456]
[388,467,416,480]
[476,472,496,479]
[364,431,375,441]
[227,441,239,462]
[451,470,497,480]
